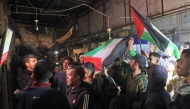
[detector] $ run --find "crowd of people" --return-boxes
[13,37,190,109]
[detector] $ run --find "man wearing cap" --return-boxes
[121,37,148,109]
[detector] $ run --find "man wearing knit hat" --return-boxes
[121,37,148,109]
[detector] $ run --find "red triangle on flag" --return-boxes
[130,4,145,37]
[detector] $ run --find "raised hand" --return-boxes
[127,37,134,51]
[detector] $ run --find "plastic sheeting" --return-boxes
[106,0,125,28]
[19,27,52,48]
[18,27,73,49]
[56,27,73,43]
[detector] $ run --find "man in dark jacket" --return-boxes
[82,62,107,108]
[16,54,37,92]
[66,66,100,109]
[108,57,124,86]
[121,37,148,109]
[52,57,73,94]
[14,60,71,109]
[169,49,190,109]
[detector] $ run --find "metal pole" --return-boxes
[138,38,143,50]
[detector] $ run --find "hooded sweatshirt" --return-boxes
[122,70,148,109]
[144,65,172,109]
[14,83,71,109]
[65,81,100,109]
[169,78,190,109]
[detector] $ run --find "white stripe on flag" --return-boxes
[92,38,123,62]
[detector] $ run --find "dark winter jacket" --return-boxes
[169,78,190,109]
[108,64,124,86]
[121,70,148,109]
[14,83,71,109]
[66,81,101,109]
[16,68,34,90]
[102,74,117,92]
[52,69,67,94]
[90,78,104,98]
[90,78,108,108]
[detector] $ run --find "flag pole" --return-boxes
[138,38,143,50]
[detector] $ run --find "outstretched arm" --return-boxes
[127,37,136,57]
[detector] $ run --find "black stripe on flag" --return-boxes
[131,6,170,52]
[102,37,129,69]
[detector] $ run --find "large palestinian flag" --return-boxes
[83,37,147,71]
[130,5,180,59]
[83,38,127,71]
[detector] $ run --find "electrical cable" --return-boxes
[27,0,36,10]
[27,0,39,30]
[45,3,133,19]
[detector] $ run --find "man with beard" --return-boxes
[121,37,148,109]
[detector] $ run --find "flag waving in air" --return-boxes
[130,4,180,59]
[83,36,147,71]
[83,37,128,71]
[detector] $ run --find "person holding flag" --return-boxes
[121,37,148,109]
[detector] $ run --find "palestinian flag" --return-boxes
[83,37,147,71]
[83,38,128,71]
[130,5,180,59]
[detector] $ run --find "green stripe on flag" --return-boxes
[131,4,180,59]
[141,31,159,48]
[166,42,180,59]
[141,32,179,59]
[83,39,114,56]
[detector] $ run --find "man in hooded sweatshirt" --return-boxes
[144,65,172,109]
[121,37,148,109]
[170,49,190,109]
[65,66,100,109]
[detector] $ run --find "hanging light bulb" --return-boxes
[36,26,39,30]
[26,1,39,31]
[34,19,38,23]
[107,28,111,39]
[34,20,39,31]
[107,17,111,39]
[34,9,39,31]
